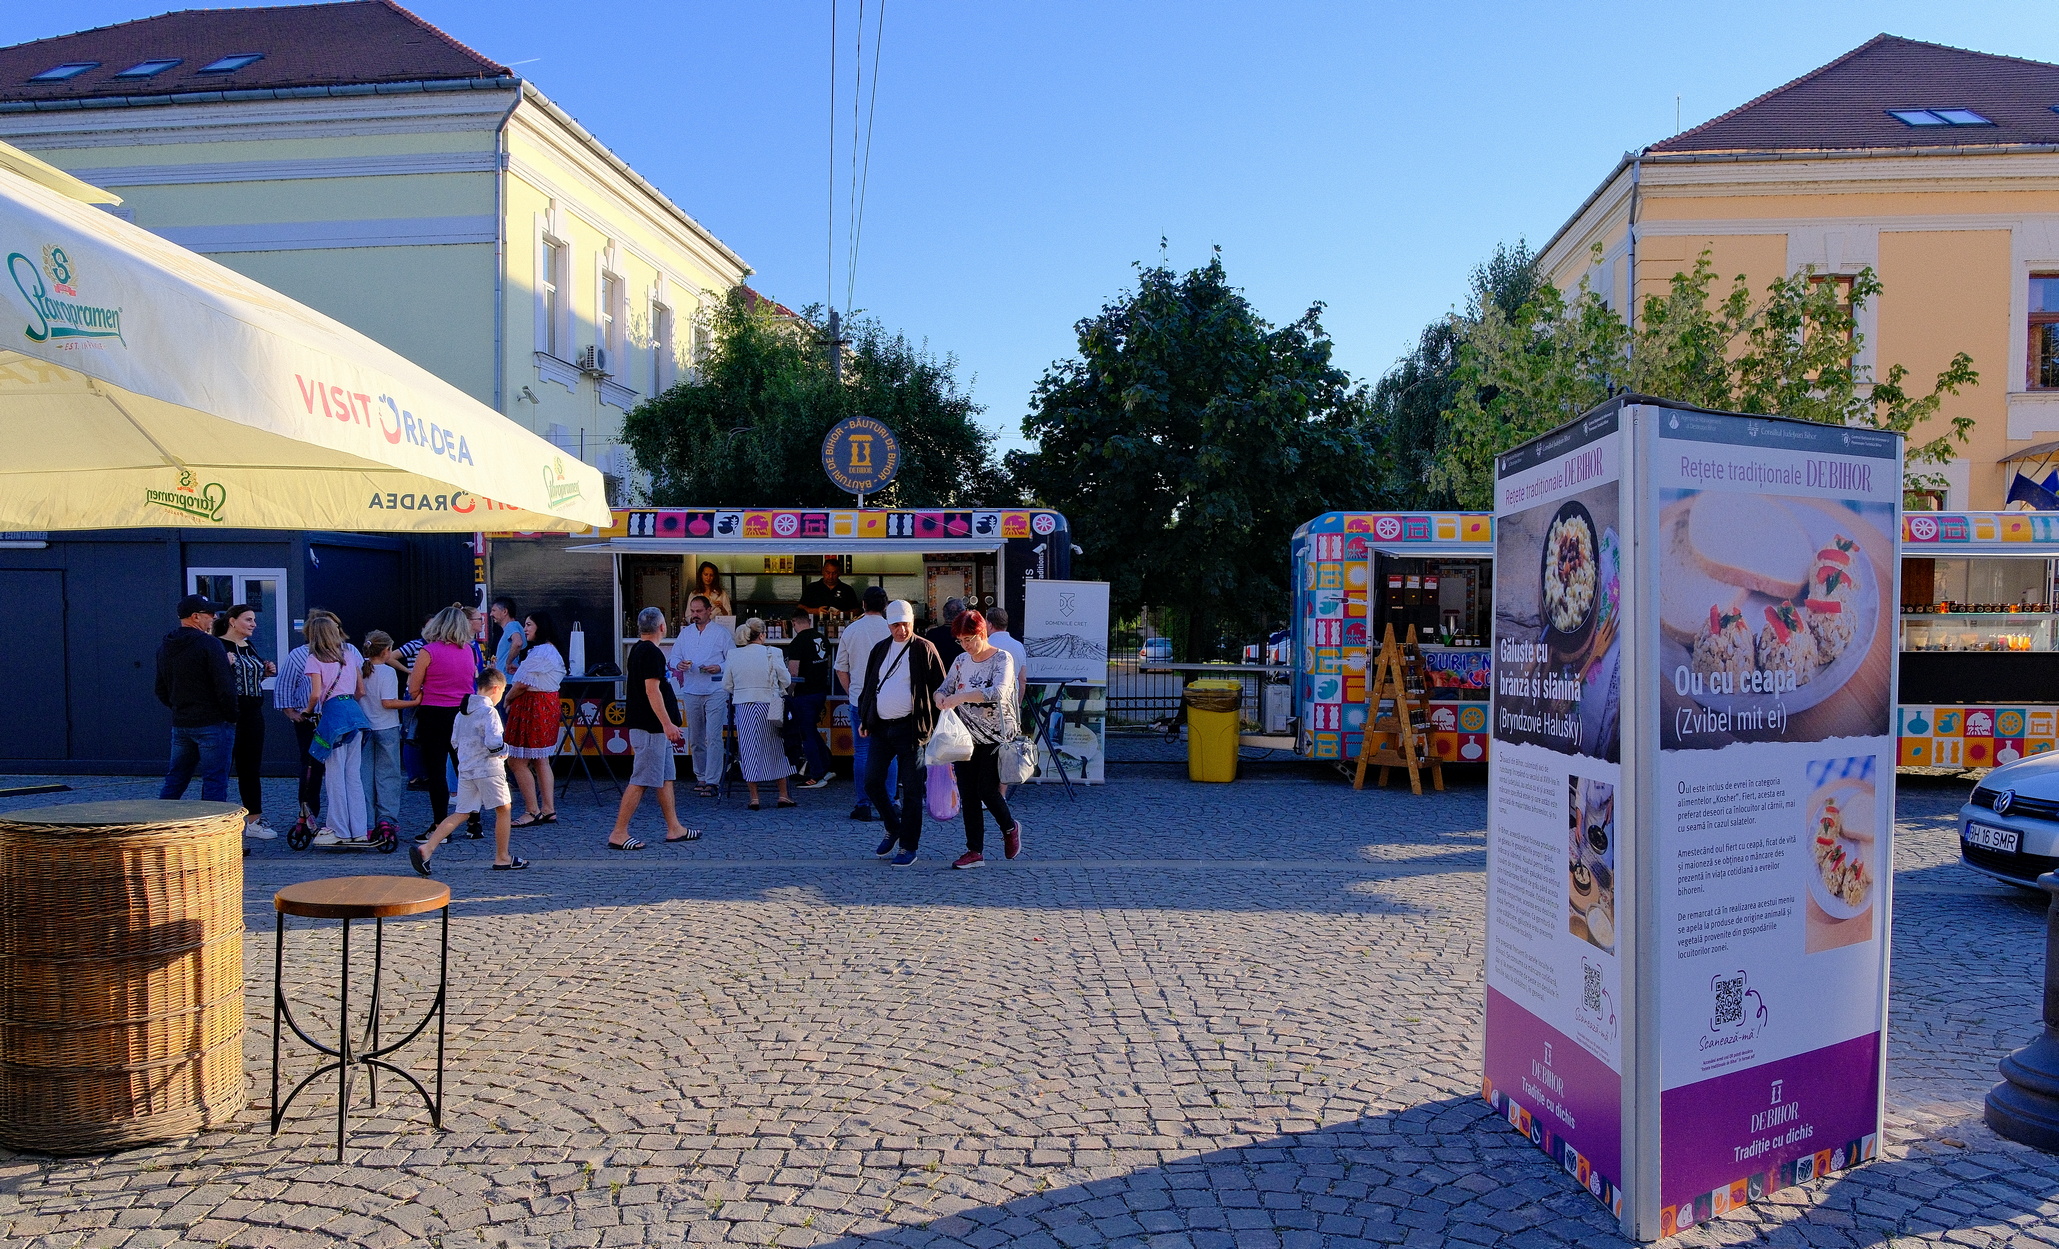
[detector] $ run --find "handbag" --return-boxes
[999,733,1039,785]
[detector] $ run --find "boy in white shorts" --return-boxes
[410,667,527,874]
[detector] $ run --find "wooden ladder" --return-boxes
[1353,623,1444,795]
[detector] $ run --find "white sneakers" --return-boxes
[244,821,278,840]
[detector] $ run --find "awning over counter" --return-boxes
[565,537,1007,556]
[1371,543,1496,560]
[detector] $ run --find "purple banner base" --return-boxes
[1658,1032,1882,1236]
[1483,988,1624,1219]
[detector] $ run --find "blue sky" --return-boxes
[26,3,2059,451]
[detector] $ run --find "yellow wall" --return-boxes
[1876,230,2012,506]
[1630,233,1787,308]
[226,243,500,402]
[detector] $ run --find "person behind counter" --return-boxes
[693,561,732,618]
[801,557,859,617]
[858,600,946,867]
[923,597,965,658]
[670,594,732,796]
[786,605,835,788]
[834,586,895,821]
[724,617,795,810]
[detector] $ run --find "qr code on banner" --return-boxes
[1582,964,1602,1014]
[1713,975,1745,1027]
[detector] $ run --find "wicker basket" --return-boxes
[0,800,245,1153]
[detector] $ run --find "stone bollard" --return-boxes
[1986,871,2059,1151]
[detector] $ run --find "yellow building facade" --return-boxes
[1539,36,2059,510]
[0,4,748,496]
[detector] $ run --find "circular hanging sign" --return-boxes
[821,416,901,495]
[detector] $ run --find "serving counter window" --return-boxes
[1898,552,2059,767]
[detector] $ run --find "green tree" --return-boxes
[1429,252,1978,508]
[1366,241,1541,508]
[1009,251,1377,659]
[622,287,1009,507]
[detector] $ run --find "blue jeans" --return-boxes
[162,723,232,804]
[362,726,405,827]
[788,694,833,779]
[850,723,897,812]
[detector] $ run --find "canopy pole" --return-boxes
[92,379,186,471]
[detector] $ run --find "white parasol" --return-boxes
[0,140,609,533]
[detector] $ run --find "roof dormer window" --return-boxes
[113,59,182,79]
[1888,108,1993,127]
[28,62,99,82]
[198,54,264,74]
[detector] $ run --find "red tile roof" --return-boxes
[1652,35,2059,154]
[0,1,508,106]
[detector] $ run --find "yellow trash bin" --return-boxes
[1185,679,1242,783]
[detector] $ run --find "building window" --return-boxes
[651,301,673,395]
[541,239,564,359]
[1808,273,1855,343]
[2033,274,2059,390]
[601,272,622,361]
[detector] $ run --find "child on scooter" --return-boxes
[409,667,527,874]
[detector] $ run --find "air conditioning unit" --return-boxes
[576,345,610,377]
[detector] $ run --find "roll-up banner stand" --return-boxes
[1484,397,1900,1241]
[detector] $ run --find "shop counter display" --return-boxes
[1288,512,1495,764]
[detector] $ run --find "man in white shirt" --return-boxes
[984,606,1032,796]
[856,600,945,865]
[833,586,895,820]
[986,607,1030,687]
[669,594,732,795]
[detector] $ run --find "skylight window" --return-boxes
[113,59,182,79]
[1888,108,1993,127]
[198,53,263,74]
[28,62,99,82]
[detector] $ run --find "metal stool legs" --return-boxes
[271,907,448,1160]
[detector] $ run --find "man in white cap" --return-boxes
[855,600,946,865]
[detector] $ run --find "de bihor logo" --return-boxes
[8,245,125,344]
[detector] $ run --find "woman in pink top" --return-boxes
[406,604,481,830]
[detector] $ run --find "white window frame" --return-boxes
[185,566,289,689]
[650,298,674,394]
[536,223,568,361]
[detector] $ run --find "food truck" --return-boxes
[486,505,1072,760]
[1895,510,2059,768]
[1288,511,1496,765]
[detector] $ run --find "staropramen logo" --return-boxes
[544,455,584,508]
[8,245,124,344]
[145,469,227,523]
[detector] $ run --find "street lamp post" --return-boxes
[1986,871,2059,1151]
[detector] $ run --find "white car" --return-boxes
[1959,751,2059,889]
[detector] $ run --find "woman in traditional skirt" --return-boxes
[506,610,567,826]
[722,617,795,810]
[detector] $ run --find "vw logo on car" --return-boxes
[1994,789,2015,816]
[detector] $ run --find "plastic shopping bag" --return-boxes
[925,764,961,820]
[923,707,974,766]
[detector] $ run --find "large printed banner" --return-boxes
[1485,402,1897,1241]
[1485,407,1626,1218]
[1651,408,1896,1235]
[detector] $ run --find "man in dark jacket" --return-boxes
[858,599,945,866]
[156,593,239,803]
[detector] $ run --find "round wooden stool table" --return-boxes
[271,875,449,1160]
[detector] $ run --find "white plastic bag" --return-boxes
[923,707,975,766]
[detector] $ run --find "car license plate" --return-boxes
[1965,822,2021,854]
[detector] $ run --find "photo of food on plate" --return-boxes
[1569,775,1616,952]
[1494,482,1622,762]
[1659,490,1894,751]
[1803,755,1878,954]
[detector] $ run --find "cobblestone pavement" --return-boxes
[0,745,2053,1248]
